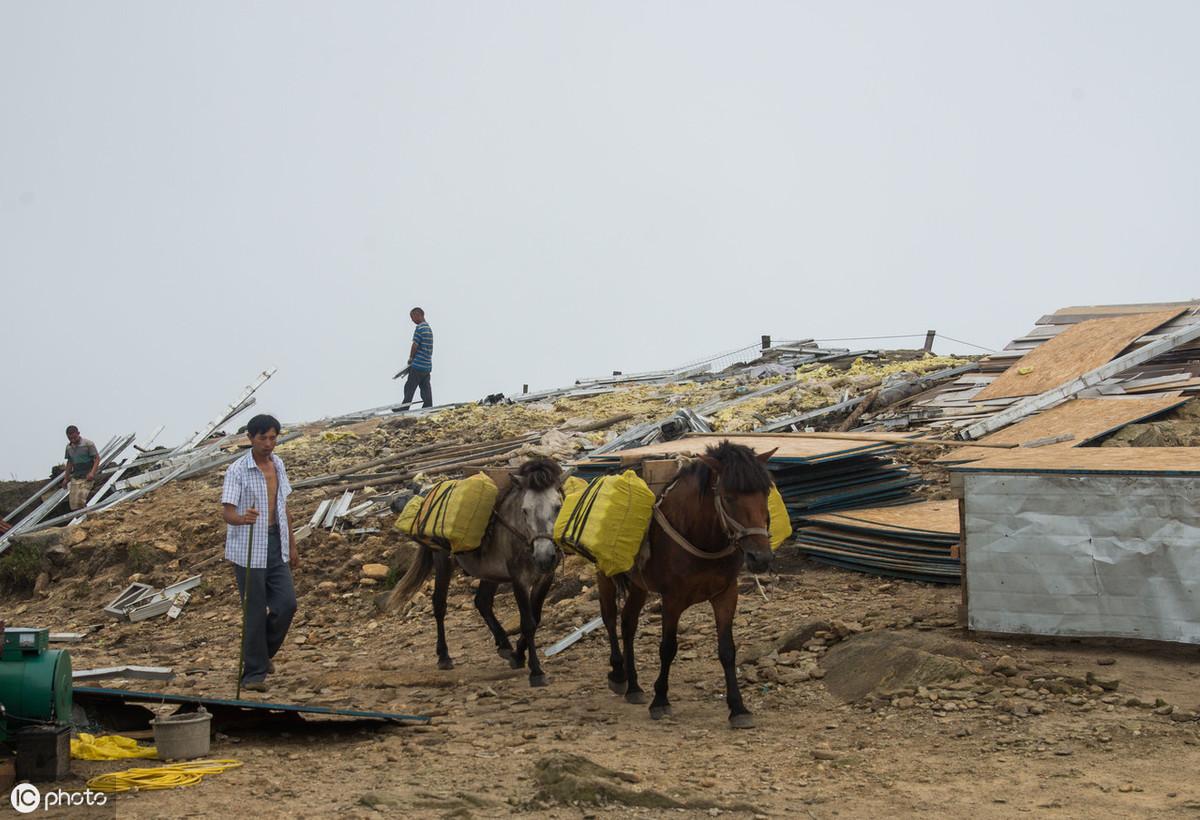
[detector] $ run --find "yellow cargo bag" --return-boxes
[554,470,655,576]
[767,484,792,550]
[394,494,424,535]
[392,473,499,552]
[561,475,587,497]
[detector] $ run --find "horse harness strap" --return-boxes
[487,484,556,548]
[653,505,739,560]
[492,510,553,547]
[652,475,767,561]
[713,491,770,544]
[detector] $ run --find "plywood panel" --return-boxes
[587,435,895,465]
[805,500,960,534]
[974,308,1186,401]
[951,446,1200,475]
[1050,301,1199,318]
[937,397,1186,464]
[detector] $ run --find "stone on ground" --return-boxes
[820,631,975,702]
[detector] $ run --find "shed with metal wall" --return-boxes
[951,448,1200,645]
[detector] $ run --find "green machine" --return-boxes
[0,628,73,743]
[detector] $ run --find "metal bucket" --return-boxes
[151,709,211,760]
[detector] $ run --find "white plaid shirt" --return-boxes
[221,451,292,568]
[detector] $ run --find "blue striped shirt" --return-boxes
[221,451,292,568]
[410,322,433,372]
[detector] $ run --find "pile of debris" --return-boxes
[5,307,1199,596]
[1,370,282,553]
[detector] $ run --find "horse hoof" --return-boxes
[608,678,628,695]
[650,704,672,721]
[497,647,513,661]
[625,691,649,705]
[509,655,526,670]
[529,674,549,688]
[437,658,455,670]
[729,713,756,730]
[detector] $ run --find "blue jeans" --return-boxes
[232,526,296,684]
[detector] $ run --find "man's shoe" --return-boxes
[242,680,268,693]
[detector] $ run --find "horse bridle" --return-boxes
[488,485,561,552]
[653,475,771,561]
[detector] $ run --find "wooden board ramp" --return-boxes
[974,308,1186,401]
[795,500,961,584]
[936,396,1187,464]
[951,446,1200,475]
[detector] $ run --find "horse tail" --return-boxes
[613,573,629,601]
[379,542,434,613]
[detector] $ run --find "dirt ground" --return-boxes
[9,519,1200,819]
[4,391,1199,819]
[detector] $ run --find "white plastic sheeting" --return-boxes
[964,473,1200,644]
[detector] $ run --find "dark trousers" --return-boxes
[403,369,433,408]
[232,526,297,684]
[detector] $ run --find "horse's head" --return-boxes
[509,458,565,574]
[697,443,776,573]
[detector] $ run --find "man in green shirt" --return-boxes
[62,425,99,510]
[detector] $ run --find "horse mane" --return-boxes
[515,457,563,492]
[682,441,772,495]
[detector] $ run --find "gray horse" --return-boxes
[381,458,565,686]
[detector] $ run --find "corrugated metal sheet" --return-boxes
[964,472,1200,644]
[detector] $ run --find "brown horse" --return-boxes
[382,458,565,686]
[597,441,775,728]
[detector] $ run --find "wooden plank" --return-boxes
[589,435,896,465]
[683,431,1016,449]
[974,308,1187,401]
[1049,301,1200,319]
[950,447,1200,475]
[958,497,968,624]
[803,500,960,535]
[1123,378,1200,394]
[480,468,513,495]
[936,396,1186,464]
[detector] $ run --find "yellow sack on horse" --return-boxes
[393,473,498,552]
[561,475,588,497]
[767,484,792,550]
[393,494,424,535]
[554,470,655,576]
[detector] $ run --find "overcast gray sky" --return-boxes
[1,1,1195,479]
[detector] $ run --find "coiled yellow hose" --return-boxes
[86,759,243,793]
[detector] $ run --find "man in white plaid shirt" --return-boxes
[221,414,298,692]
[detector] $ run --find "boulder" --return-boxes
[820,631,974,702]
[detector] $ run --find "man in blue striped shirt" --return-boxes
[403,307,434,409]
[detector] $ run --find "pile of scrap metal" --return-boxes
[295,489,397,540]
[104,576,202,622]
[0,370,283,555]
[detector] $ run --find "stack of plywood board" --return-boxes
[572,433,919,521]
[952,448,1200,645]
[795,500,961,584]
[891,301,1200,435]
[936,396,1187,464]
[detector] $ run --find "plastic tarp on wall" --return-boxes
[964,473,1200,644]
